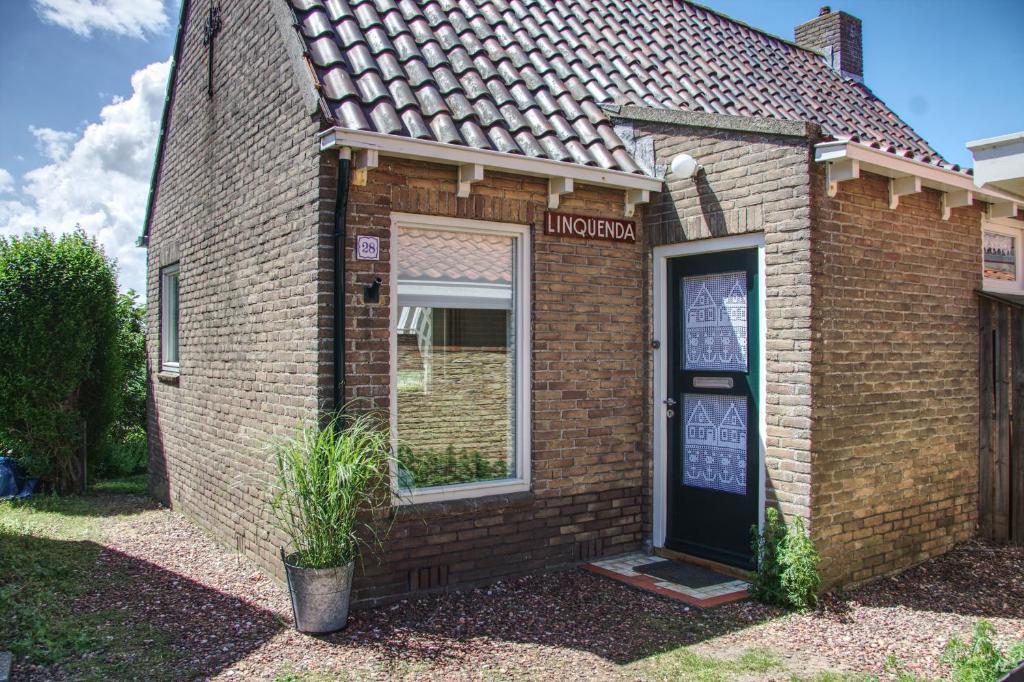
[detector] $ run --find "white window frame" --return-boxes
[389,212,531,505]
[160,263,180,374]
[981,216,1024,294]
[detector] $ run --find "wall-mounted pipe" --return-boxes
[333,148,351,413]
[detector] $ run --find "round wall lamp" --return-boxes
[670,153,702,179]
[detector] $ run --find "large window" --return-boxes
[161,264,180,373]
[392,215,530,502]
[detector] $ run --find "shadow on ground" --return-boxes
[819,540,1024,623]
[7,485,1024,680]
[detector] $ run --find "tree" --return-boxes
[0,229,122,493]
[97,290,148,477]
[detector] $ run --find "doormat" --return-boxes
[633,560,734,589]
[582,553,749,608]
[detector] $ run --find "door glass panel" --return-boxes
[682,394,747,495]
[682,271,747,372]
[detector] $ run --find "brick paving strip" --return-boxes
[17,497,1023,681]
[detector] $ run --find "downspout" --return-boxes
[333,148,352,413]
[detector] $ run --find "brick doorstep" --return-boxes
[581,560,750,609]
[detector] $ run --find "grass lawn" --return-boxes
[0,475,178,680]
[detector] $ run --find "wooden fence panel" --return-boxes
[979,298,995,540]
[994,304,1010,543]
[1013,308,1024,545]
[978,295,1023,546]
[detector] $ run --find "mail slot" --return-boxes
[693,376,734,389]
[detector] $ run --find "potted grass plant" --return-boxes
[270,411,394,634]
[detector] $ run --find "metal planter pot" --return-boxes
[282,550,355,634]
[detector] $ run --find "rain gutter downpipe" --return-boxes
[333,147,352,414]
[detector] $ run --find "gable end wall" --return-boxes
[145,0,326,573]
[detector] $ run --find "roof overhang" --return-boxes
[967,132,1024,198]
[318,127,662,217]
[815,140,1022,220]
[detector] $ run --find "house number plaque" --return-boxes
[355,235,380,260]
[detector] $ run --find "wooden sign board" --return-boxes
[543,211,637,243]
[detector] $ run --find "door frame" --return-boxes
[652,232,767,550]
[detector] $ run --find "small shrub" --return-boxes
[779,515,821,610]
[98,426,147,478]
[750,508,821,611]
[396,444,509,488]
[942,620,1024,682]
[750,507,787,606]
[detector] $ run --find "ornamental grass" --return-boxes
[269,411,394,569]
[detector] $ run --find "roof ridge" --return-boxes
[680,0,822,56]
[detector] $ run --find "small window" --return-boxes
[392,217,530,503]
[982,219,1024,293]
[161,264,180,372]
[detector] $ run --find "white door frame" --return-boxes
[651,232,767,549]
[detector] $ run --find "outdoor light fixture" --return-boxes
[363,276,382,304]
[670,153,702,179]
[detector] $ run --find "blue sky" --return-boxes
[1,0,1021,294]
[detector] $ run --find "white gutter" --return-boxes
[318,127,661,217]
[815,140,1022,219]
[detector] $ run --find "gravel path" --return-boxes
[19,496,1024,681]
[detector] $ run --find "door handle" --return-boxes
[664,398,677,406]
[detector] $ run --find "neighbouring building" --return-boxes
[141,0,1024,603]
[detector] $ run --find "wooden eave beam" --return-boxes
[989,201,1020,220]
[457,163,484,198]
[625,189,649,218]
[547,177,573,209]
[351,149,378,186]
[888,175,922,210]
[826,159,859,198]
[941,189,973,221]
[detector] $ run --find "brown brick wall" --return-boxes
[338,158,646,603]
[810,169,981,587]
[145,0,323,573]
[149,4,646,600]
[636,119,817,526]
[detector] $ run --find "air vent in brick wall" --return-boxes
[408,564,450,592]
[571,538,604,562]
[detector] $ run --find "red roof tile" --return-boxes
[290,0,951,174]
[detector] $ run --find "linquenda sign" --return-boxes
[543,211,637,243]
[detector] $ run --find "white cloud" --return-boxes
[0,169,14,194]
[33,0,168,39]
[29,126,78,162]
[0,60,171,296]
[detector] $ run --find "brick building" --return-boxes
[142,0,1023,603]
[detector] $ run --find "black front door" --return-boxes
[666,249,760,569]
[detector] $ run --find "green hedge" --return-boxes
[0,230,122,493]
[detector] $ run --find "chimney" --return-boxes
[795,6,863,82]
